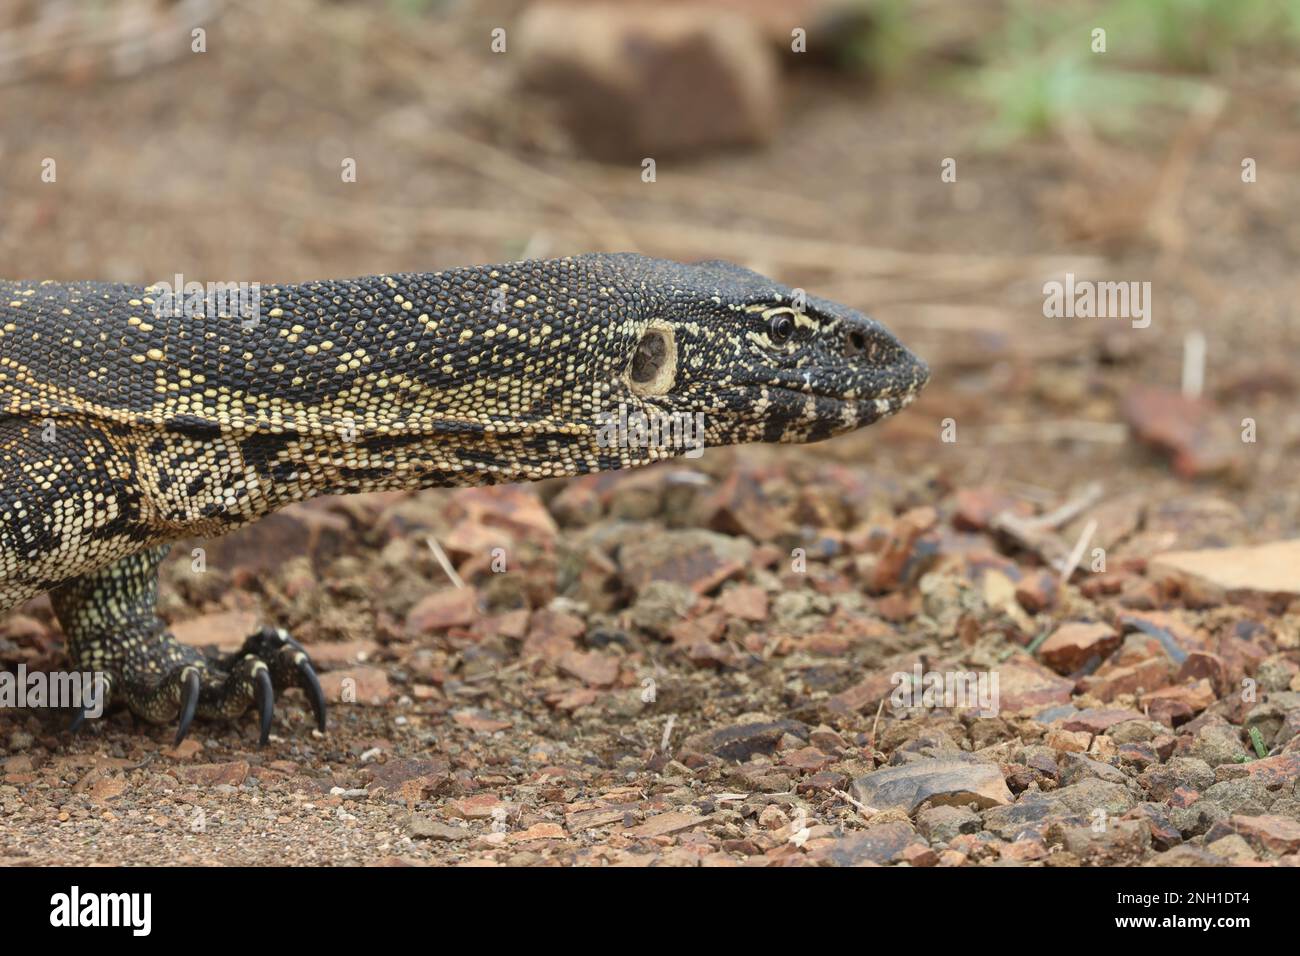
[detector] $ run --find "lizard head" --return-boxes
[606,255,929,448]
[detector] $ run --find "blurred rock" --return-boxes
[916,803,981,843]
[681,719,808,762]
[1121,385,1243,479]
[717,583,768,621]
[700,471,787,541]
[320,666,391,706]
[996,657,1075,713]
[406,587,479,633]
[627,580,698,636]
[619,529,752,596]
[517,3,779,159]
[558,649,620,686]
[1048,818,1150,864]
[1225,814,1300,856]
[186,500,350,575]
[1150,539,1300,601]
[1038,622,1119,675]
[850,758,1012,812]
[806,821,923,866]
[171,609,259,653]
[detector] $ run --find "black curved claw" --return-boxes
[296,655,327,732]
[175,668,201,745]
[68,707,87,735]
[254,667,274,747]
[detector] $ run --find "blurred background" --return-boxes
[3,0,1300,869]
[0,0,1298,527]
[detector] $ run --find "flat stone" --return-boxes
[1150,539,1300,598]
[1058,753,1128,786]
[702,471,785,542]
[1220,752,1300,788]
[443,485,558,544]
[870,507,938,592]
[1205,833,1258,863]
[996,658,1075,713]
[825,668,900,716]
[1227,814,1300,855]
[557,649,620,687]
[806,821,920,866]
[953,487,1027,531]
[451,709,511,733]
[1147,845,1225,867]
[850,758,1012,813]
[363,757,451,796]
[446,794,510,820]
[1039,622,1120,674]
[171,610,259,652]
[407,817,471,841]
[1051,819,1151,864]
[681,719,807,763]
[522,609,586,660]
[1140,679,1216,724]
[1190,722,1249,767]
[506,823,566,843]
[406,587,479,633]
[1062,708,1147,735]
[619,530,753,596]
[185,500,351,574]
[999,837,1048,861]
[916,804,981,844]
[319,666,390,707]
[623,811,706,839]
[1052,778,1137,818]
[1125,803,1182,850]
[897,843,939,867]
[981,791,1067,841]
[305,639,381,666]
[716,584,769,622]
[1121,385,1242,479]
[1078,658,1174,703]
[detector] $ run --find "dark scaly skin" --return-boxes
[0,254,928,745]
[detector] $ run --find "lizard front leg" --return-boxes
[49,546,325,744]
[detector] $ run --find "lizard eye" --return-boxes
[768,314,795,346]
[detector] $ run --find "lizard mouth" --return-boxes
[766,383,920,424]
[765,352,930,415]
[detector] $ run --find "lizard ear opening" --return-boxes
[627,321,677,396]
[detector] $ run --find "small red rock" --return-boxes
[1038,622,1120,675]
[870,507,937,592]
[999,838,1047,861]
[1229,815,1300,855]
[557,649,620,687]
[320,666,391,706]
[717,584,769,621]
[897,843,939,866]
[406,587,479,633]
[171,610,260,653]
[452,709,511,733]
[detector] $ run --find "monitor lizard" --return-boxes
[0,253,928,745]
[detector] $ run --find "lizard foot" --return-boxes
[53,547,326,746]
[211,626,328,739]
[69,625,326,747]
